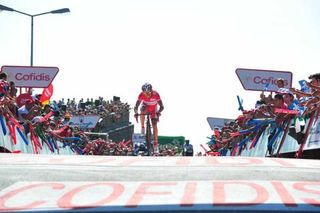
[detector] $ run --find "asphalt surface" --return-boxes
[0,154,319,212]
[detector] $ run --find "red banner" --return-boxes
[40,83,54,103]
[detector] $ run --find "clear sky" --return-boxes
[1,0,320,152]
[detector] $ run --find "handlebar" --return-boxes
[134,113,151,123]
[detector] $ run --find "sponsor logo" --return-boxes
[236,68,292,91]
[0,181,319,211]
[253,76,289,86]
[15,73,50,81]
[1,66,59,88]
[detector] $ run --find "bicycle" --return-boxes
[135,112,154,156]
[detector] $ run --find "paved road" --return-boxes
[0,154,319,212]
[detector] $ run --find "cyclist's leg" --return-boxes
[140,105,147,134]
[150,109,159,153]
[152,121,158,143]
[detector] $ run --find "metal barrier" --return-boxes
[221,110,320,159]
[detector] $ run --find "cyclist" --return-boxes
[134,83,164,154]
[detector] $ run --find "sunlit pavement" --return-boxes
[0,153,319,212]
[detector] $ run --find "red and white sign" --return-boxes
[236,68,293,92]
[1,65,59,88]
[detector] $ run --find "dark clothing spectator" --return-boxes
[182,140,193,156]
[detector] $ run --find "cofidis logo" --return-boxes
[1,66,59,88]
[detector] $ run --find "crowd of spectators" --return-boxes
[0,73,183,156]
[0,72,136,155]
[203,73,320,156]
[52,96,131,122]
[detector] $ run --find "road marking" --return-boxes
[0,181,319,212]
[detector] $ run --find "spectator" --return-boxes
[276,78,290,94]
[276,78,285,88]
[61,112,71,125]
[9,81,17,98]
[273,94,288,109]
[17,99,40,122]
[42,104,52,115]
[284,92,299,111]
[182,140,194,156]
[0,72,11,99]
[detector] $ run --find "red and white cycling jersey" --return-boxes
[138,90,161,107]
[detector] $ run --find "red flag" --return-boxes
[40,83,54,103]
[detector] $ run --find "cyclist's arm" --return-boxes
[134,100,141,114]
[157,100,164,113]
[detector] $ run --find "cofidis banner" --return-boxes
[236,68,292,92]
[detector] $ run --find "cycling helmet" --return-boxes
[142,83,152,92]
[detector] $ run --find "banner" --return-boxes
[1,65,59,88]
[69,115,100,129]
[207,117,234,130]
[158,136,185,146]
[40,83,54,104]
[236,68,292,92]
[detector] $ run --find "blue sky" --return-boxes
[1,0,320,151]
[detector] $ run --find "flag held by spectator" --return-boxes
[237,95,244,111]
[40,83,53,104]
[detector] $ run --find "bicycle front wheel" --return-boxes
[145,117,153,156]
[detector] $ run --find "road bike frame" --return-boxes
[136,113,153,156]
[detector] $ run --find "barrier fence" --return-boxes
[0,114,75,155]
[1,108,319,158]
[212,110,320,158]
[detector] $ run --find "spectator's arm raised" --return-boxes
[290,87,311,97]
